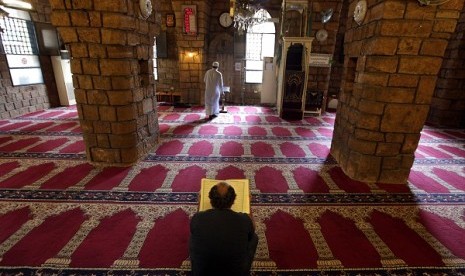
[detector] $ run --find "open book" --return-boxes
[199,178,250,214]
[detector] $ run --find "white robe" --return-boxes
[204,68,223,116]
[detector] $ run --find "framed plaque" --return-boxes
[309,53,332,67]
[166,13,175,27]
[182,5,197,35]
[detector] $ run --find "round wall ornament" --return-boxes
[219,12,233,28]
[353,0,367,25]
[316,29,328,42]
[139,0,153,20]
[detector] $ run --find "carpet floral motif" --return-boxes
[0,105,464,275]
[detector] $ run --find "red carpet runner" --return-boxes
[0,105,464,275]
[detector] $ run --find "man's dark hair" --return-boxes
[209,182,236,209]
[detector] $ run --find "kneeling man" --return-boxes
[189,182,258,276]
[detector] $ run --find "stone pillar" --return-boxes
[331,0,464,183]
[172,0,211,105]
[49,0,160,165]
[428,5,465,127]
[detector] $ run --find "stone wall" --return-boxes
[307,0,344,112]
[155,0,180,93]
[49,0,160,165]
[30,0,52,22]
[428,5,465,127]
[170,0,210,105]
[331,0,464,183]
[0,65,50,119]
[0,0,52,119]
[154,0,282,106]
[156,0,219,102]
[327,0,349,104]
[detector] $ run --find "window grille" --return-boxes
[0,11,43,86]
[0,17,38,55]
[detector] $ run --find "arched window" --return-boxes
[245,9,275,84]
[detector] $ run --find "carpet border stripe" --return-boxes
[0,267,464,276]
[1,191,464,204]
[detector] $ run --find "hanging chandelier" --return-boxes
[417,0,452,5]
[230,0,268,35]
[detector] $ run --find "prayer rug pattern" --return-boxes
[0,105,464,275]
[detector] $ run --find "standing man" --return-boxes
[204,61,223,120]
[189,182,258,276]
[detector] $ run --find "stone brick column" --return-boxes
[428,5,465,127]
[331,0,464,183]
[49,0,160,165]
[172,0,211,105]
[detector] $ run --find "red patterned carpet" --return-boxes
[0,105,464,275]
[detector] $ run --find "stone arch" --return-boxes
[207,33,234,60]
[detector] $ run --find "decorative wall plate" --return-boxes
[139,0,153,20]
[219,12,233,28]
[316,29,328,42]
[354,0,367,25]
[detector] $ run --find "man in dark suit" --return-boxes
[189,182,258,276]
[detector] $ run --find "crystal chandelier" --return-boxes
[417,0,452,5]
[231,0,268,35]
